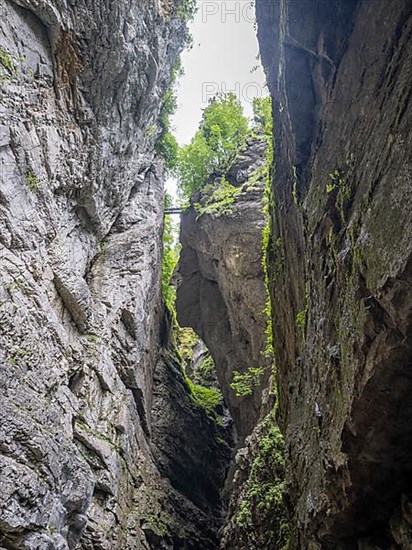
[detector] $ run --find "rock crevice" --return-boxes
[257,0,412,546]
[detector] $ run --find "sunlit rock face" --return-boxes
[176,136,273,439]
[0,0,227,547]
[257,0,412,547]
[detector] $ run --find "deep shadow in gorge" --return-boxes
[257,0,412,546]
[0,0,411,548]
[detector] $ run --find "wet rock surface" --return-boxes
[257,0,412,547]
[176,137,272,439]
[0,0,228,548]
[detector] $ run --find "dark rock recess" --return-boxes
[256,0,412,547]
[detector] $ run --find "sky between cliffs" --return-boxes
[166,0,267,196]
[172,0,267,144]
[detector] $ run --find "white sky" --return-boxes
[165,1,267,199]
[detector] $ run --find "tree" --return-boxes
[177,94,249,198]
[162,193,180,310]
[252,96,273,139]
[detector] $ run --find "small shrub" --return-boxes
[0,47,15,73]
[26,169,41,193]
[186,376,222,414]
[230,366,264,397]
[0,47,22,84]
[296,309,306,330]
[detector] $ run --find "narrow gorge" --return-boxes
[0,1,411,549]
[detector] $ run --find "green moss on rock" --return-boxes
[234,413,289,549]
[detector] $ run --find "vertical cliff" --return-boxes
[257,0,412,547]
[176,135,273,439]
[2,0,411,547]
[0,1,230,548]
[175,135,289,548]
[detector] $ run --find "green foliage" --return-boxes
[177,0,198,21]
[177,94,249,198]
[256,96,275,360]
[295,310,306,329]
[162,193,180,309]
[0,47,15,73]
[176,326,199,368]
[185,376,223,414]
[296,282,309,340]
[235,415,289,548]
[195,353,215,386]
[0,48,27,84]
[194,177,242,217]
[26,169,41,193]
[176,327,221,414]
[261,218,274,359]
[295,310,306,340]
[178,132,215,196]
[230,366,264,397]
[156,60,182,172]
[252,96,273,140]
[157,131,179,171]
[86,333,101,344]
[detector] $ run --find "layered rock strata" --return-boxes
[0,1,230,548]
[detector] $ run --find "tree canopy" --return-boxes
[177,94,249,198]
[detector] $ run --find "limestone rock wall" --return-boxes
[0,1,227,548]
[176,137,273,439]
[257,0,412,547]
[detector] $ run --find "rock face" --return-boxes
[0,0,230,548]
[257,0,412,547]
[2,0,410,547]
[176,136,273,439]
[151,348,233,547]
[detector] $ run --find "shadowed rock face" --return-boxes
[151,350,234,527]
[1,0,411,547]
[257,0,412,547]
[176,137,273,440]
[0,0,231,548]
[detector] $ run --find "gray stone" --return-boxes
[176,138,273,439]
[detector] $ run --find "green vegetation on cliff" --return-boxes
[178,94,249,197]
[162,193,180,310]
[156,61,182,171]
[257,96,275,360]
[230,367,265,397]
[235,414,289,549]
[175,327,223,417]
[193,176,242,217]
[185,376,223,415]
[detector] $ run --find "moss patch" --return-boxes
[235,413,289,548]
[194,177,242,218]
